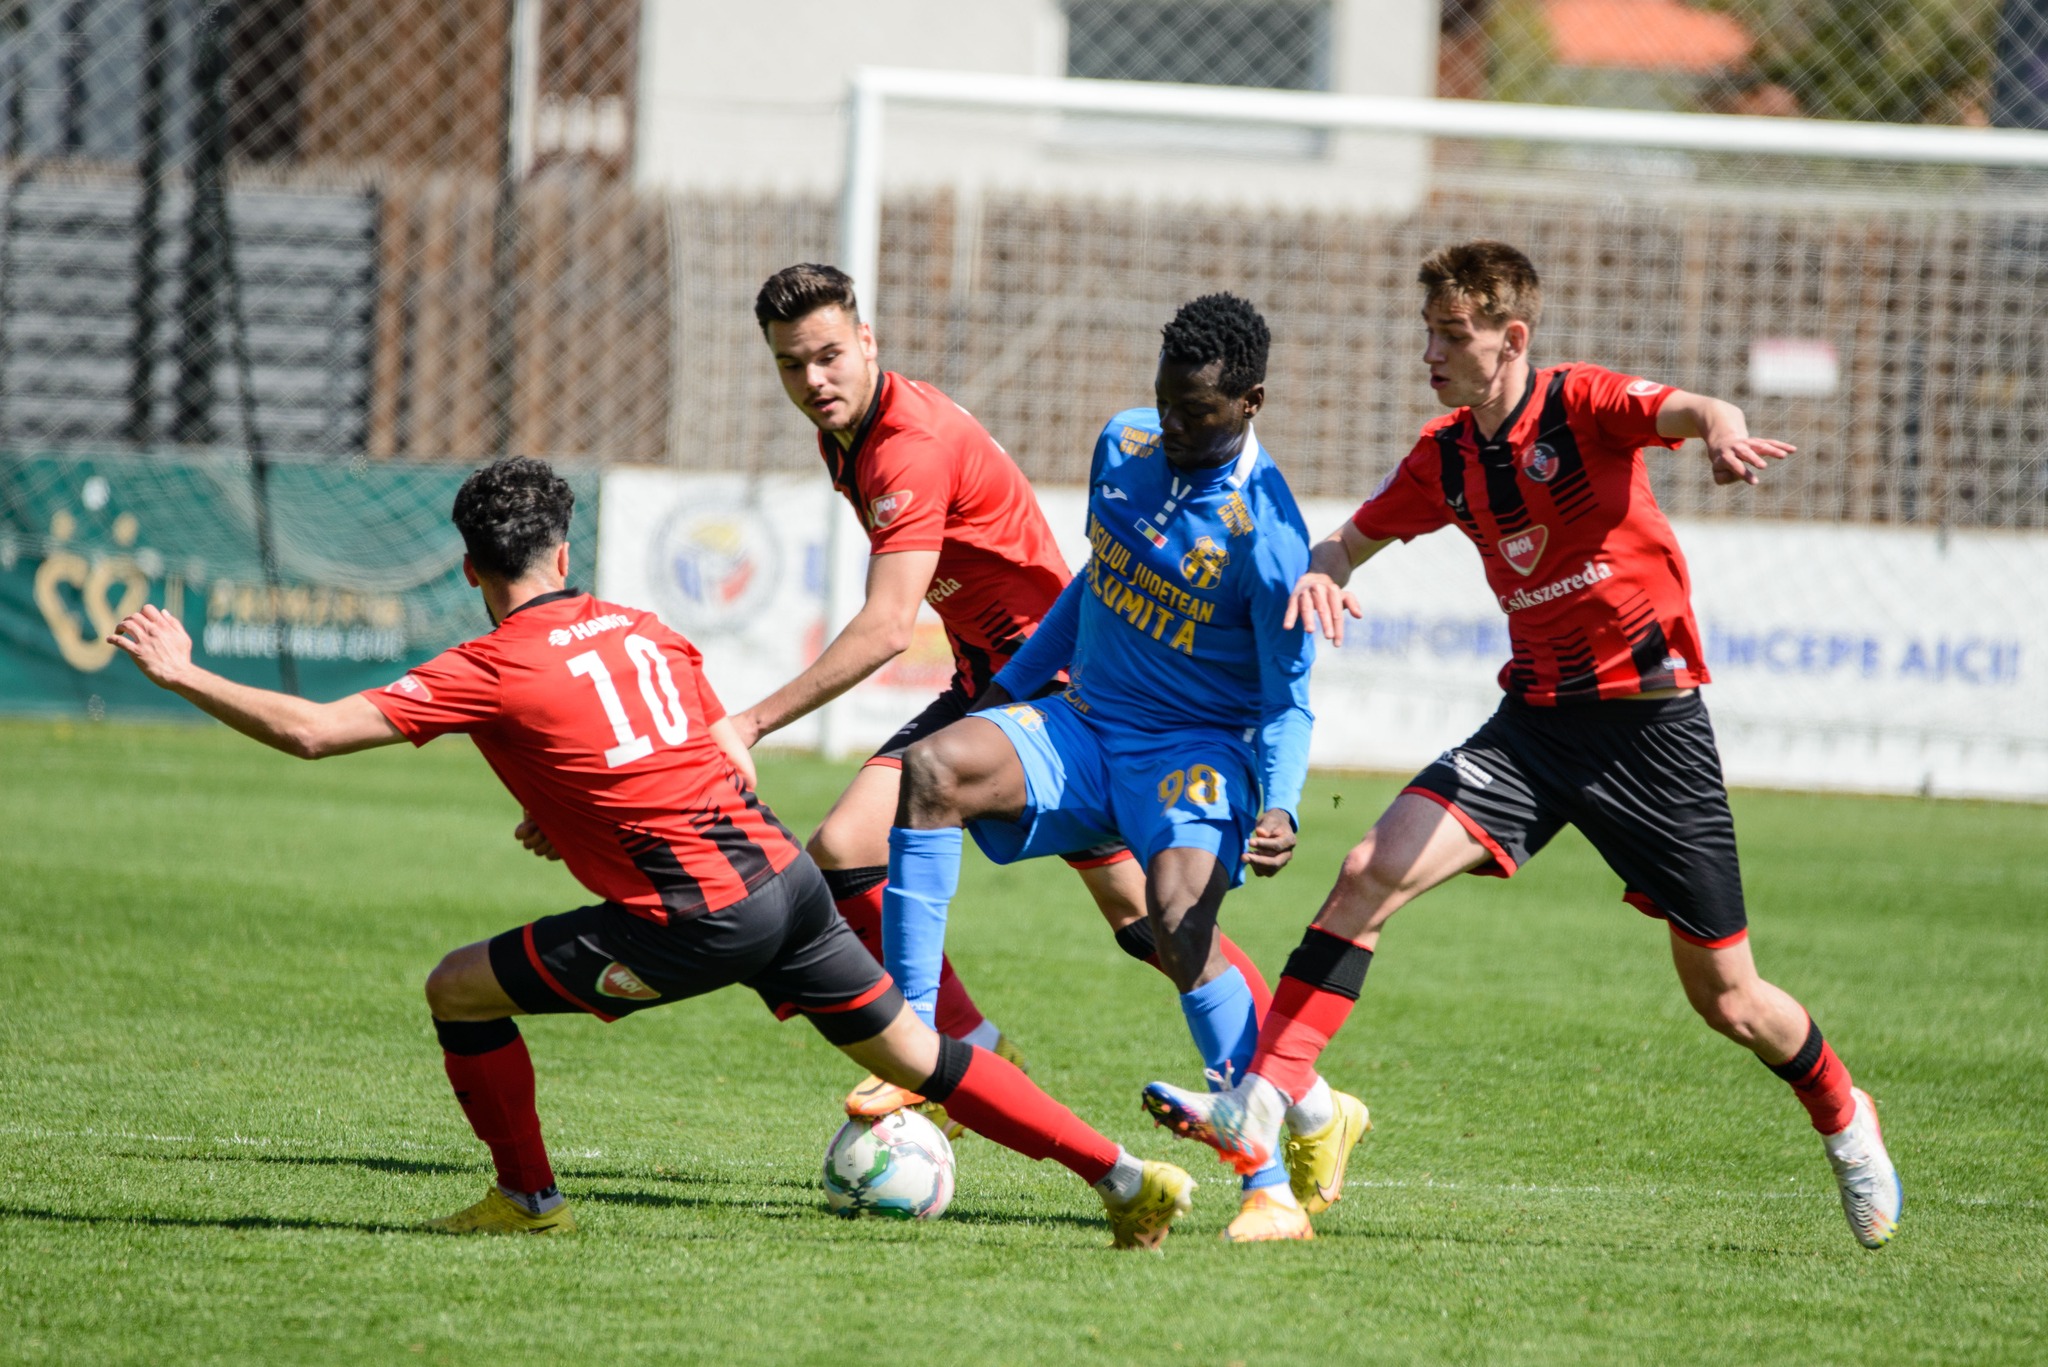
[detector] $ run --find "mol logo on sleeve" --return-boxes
[868,489,915,530]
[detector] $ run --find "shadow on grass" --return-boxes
[146,1151,473,1177]
[0,1204,416,1236]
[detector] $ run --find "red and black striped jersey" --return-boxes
[363,590,801,923]
[1353,363,1710,705]
[820,372,1071,694]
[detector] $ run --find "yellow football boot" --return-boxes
[424,1188,576,1235]
[1284,1090,1371,1215]
[1102,1160,1197,1251]
[992,1031,1029,1073]
[1221,1187,1314,1243]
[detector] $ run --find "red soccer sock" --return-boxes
[1248,976,1354,1102]
[836,881,987,1040]
[1766,1018,1857,1134]
[441,1032,555,1195]
[929,1042,1120,1184]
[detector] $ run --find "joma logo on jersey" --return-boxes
[868,489,915,530]
[1497,526,1549,577]
[1179,536,1229,588]
[595,961,660,1001]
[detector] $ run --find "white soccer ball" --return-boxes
[821,1108,956,1220]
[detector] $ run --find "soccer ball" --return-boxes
[821,1108,956,1220]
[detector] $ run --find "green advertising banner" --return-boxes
[0,450,598,717]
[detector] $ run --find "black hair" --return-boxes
[754,263,861,334]
[451,457,574,580]
[1159,292,1269,397]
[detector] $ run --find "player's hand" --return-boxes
[514,813,562,861]
[1707,435,1795,486]
[107,603,194,688]
[1283,572,1362,646]
[1245,808,1297,877]
[726,709,764,749]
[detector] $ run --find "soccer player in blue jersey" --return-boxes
[877,295,1370,1241]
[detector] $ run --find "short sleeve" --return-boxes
[684,636,726,726]
[362,642,502,744]
[1351,441,1453,543]
[859,430,956,555]
[1571,365,1683,450]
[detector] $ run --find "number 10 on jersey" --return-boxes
[567,635,690,767]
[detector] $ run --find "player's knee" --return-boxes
[424,951,473,1019]
[806,816,857,870]
[899,737,966,825]
[1336,836,1408,908]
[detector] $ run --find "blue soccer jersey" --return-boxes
[994,409,1315,824]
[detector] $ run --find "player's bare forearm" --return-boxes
[108,605,400,759]
[1655,390,1795,487]
[735,549,937,743]
[736,611,907,742]
[708,716,758,791]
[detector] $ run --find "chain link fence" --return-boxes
[0,1,2044,533]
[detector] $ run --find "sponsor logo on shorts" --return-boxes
[1179,535,1229,588]
[386,673,432,700]
[1497,525,1550,577]
[1627,378,1665,397]
[1001,704,1044,730]
[547,614,632,647]
[1520,443,1558,483]
[868,489,915,530]
[1498,558,1614,613]
[595,961,660,1001]
[1449,751,1494,787]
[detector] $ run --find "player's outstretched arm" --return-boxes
[109,604,402,759]
[729,548,940,746]
[1656,390,1796,487]
[1283,522,1390,646]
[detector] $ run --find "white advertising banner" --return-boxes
[600,469,2048,801]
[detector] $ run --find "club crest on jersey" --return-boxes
[1179,535,1229,588]
[1520,443,1558,483]
[595,961,660,1001]
[868,489,915,530]
[1497,525,1549,577]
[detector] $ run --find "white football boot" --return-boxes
[1141,1073,1290,1177]
[1824,1087,1902,1249]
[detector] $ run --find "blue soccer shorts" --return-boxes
[969,693,1261,885]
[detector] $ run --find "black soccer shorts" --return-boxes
[1403,692,1749,947]
[868,675,1131,870]
[488,852,906,1044]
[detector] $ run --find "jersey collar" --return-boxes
[502,586,582,620]
[1467,368,1538,455]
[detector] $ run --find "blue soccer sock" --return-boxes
[1180,966,1291,1192]
[882,826,963,1029]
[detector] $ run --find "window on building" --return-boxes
[1064,0,1332,92]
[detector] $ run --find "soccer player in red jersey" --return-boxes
[1144,240,1902,1250]
[109,457,1194,1246]
[728,264,1272,1114]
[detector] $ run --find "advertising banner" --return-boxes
[0,450,599,717]
[598,468,2047,801]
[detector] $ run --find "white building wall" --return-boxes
[634,0,1438,213]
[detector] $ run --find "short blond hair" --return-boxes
[1418,239,1542,328]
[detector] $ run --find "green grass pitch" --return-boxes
[2,718,2044,1366]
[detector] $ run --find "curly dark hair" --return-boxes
[451,457,575,580]
[1159,293,1269,397]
